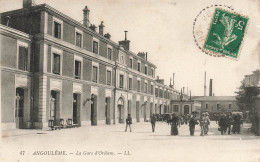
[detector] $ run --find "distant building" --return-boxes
[243,70,260,87]
[192,96,240,113]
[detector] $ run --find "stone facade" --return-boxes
[1,3,189,130]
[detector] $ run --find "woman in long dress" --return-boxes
[171,113,179,135]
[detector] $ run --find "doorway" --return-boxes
[105,97,110,124]
[91,94,97,125]
[50,90,60,125]
[136,101,140,122]
[143,104,147,121]
[73,93,81,125]
[117,98,124,124]
[15,88,24,129]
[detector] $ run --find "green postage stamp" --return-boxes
[204,8,249,59]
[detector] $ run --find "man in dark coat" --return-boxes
[233,114,241,134]
[150,114,156,132]
[226,112,233,135]
[189,115,199,136]
[171,113,179,135]
[219,114,226,135]
[125,114,132,132]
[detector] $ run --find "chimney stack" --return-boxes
[99,21,105,36]
[145,52,148,60]
[209,79,213,96]
[83,6,90,27]
[119,31,130,50]
[23,0,35,8]
[124,31,127,40]
[172,73,175,89]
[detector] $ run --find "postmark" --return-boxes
[193,5,249,60]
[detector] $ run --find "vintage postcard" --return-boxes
[0,0,260,162]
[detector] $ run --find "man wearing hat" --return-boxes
[199,113,206,136]
[189,114,199,136]
[204,112,211,135]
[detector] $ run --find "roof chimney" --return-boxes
[83,6,90,27]
[23,0,35,8]
[99,21,104,36]
[119,31,130,50]
[145,52,148,60]
[209,79,213,96]
[124,30,127,40]
[104,33,111,39]
[90,24,97,32]
[172,73,175,89]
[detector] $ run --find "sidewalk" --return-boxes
[1,128,49,138]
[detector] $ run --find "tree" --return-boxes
[235,82,259,112]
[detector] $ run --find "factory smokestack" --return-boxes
[204,71,207,96]
[173,73,175,89]
[209,79,213,96]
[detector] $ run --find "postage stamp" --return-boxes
[193,5,249,60]
[204,8,249,59]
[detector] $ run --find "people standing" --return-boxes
[125,114,132,132]
[150,114,156,132]
[189,114,199,136]
[226,112,233,135]
[199,113,206,136]
[233,114,241,134]
[171,113,179,135]
[204,112,210,135]
[219,113,226,135]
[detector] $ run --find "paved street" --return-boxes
[1,122,260,162]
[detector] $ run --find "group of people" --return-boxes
[218,112,243,135]
[124,112,243,136]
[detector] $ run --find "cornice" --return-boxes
[0,24,32,41]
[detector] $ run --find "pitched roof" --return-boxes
[193,96,236,101]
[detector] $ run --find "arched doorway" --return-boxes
[117,98,124,124]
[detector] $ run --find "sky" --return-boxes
[1,0,259,96]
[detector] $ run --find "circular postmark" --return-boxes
[193,5,249,60]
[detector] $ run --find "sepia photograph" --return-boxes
[0,0,260,161]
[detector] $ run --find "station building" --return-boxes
[192,96,239,114]
[0,0,189,130]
